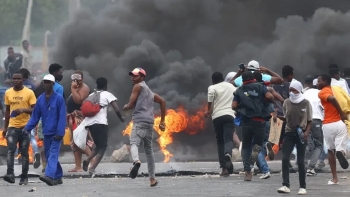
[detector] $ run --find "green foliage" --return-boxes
[0,0,68,46]
[0,0,113,46]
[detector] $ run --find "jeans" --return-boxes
[241,119,265,172]
[282,131,306,189]
[305,119,323,169]
[129,122,155,179]
[319,149,327,161]
[258,121,271,174]
[44,134,63,179]
[213,115,234,168]
[6,127,30,175]
[31,129,39,153]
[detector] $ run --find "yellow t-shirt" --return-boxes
[4,87,37,128]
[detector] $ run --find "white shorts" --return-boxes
[322,120,349,152]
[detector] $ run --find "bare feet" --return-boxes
[68,167,84,172]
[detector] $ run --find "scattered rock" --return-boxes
[110,144,131,163]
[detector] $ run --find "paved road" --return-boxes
[0,161,350,178]
[1,172,349,197]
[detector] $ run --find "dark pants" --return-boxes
[241,119,265,172]
[88,124,108,156]
[6,127,30,175]
[305,119,323,169]
[213,115,234,168]
[282,131,306,188]
[44,134,63,179]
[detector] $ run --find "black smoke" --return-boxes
[51,0,350,160]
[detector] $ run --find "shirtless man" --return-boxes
[66,70,91,172]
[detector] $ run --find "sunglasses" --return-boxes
[71,74,82,80]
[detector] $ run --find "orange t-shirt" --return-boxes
[318,86,341,124]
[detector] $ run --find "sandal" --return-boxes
[327,179,339,185]
[151,180,158,187]
[129,162,141,179]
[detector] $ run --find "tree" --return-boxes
[0,0,68,46]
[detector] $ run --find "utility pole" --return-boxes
[68,0,81,19]
[22,0,33,42]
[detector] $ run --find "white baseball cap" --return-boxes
[225,72,237,82]
[246,60,260,71]
[42,74,55,82]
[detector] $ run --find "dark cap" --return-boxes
[304,75,316,84]
[242,71,254,82]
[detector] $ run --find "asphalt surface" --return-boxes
[0,172,349,197]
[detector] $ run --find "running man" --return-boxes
[317,73,349,185]
[204,72,236,177]
[83,77,125,174]
[123,68,166,187]
[2,70,36,185]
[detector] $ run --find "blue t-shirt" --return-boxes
[53,82,64,97]
[234,72,272,87]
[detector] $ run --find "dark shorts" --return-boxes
[86,124,109,150]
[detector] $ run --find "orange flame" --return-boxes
[1,130,35,163]
[122,106,206,162]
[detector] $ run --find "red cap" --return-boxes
[129,68,146,76]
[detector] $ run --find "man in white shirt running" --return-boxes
[303,76,324,176]
[82,77,125,174]
[204,72,237,177]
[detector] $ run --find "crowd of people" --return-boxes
[206,60,350,195]
[1,41,350,193]
[2,42,164,187]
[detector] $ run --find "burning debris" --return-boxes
[122,106,206,162]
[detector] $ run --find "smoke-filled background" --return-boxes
[50,0,350,160]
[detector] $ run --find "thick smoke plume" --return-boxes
[52,0,350,160]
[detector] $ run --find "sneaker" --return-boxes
[33,153,41,169]
[298,188,307,195]
[244,171,252,181]
[336,151,349,169]
[260,172,271,179]
[3,173,15,184]
[224,154,234,174]
[54,178,63,185]
[266,142,274,161]
[220,168,229,177]
[39,175,55,186]
[306,169,317,176]
[277,186,290,193]
[19,175,28,185]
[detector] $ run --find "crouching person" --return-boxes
[23,74,66,186]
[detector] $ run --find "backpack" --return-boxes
[81,90,103,117]
[235,82,272,120]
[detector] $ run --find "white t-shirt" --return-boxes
[208,82,237,120]
[331,78,350,95]
[303,88,324,121]
[84,91,117,126]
